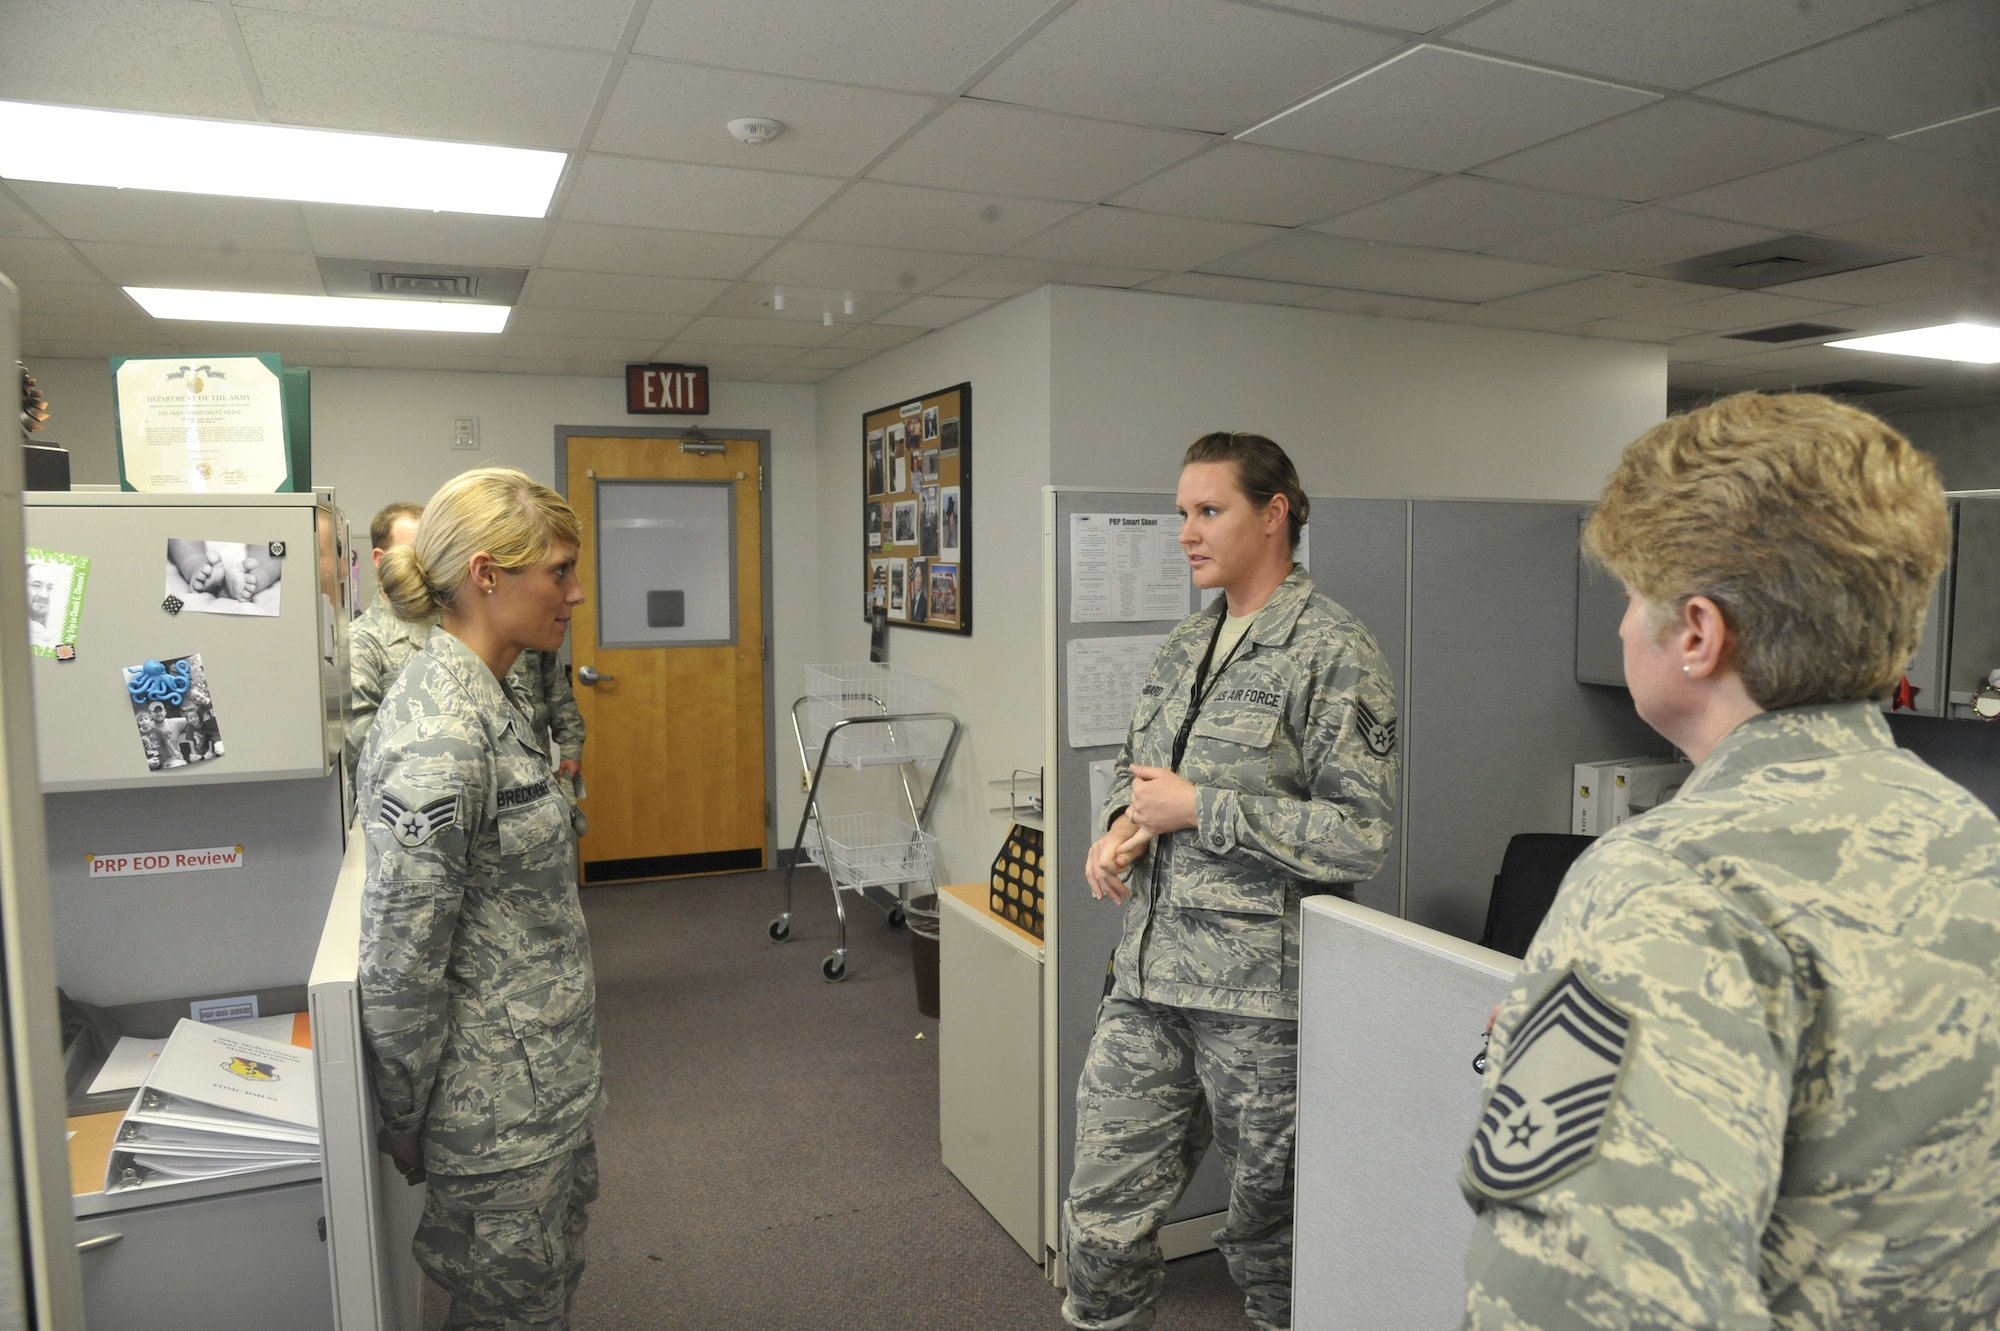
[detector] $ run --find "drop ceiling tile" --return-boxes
[594,60,935,174]
[297,206,544,266]
[244,0,634,49]
[562,157,844,235]
[1759,254,1993,305]
[0,190,51,240]
[1820,198,2000,255]
[869,101,1211,202]
[1240,45,1657,174]
[1313,176,1625,250]
[791,346,878,369]
[1494,273,1726,317]
[748,240,979,292]
[0,238,103,285]
[525,269,728,314]
[1263,0,1489,34]
[1432,304,1582,331]
[1640,289,1852,333]
[930,257,1166,299]
[1700,344,1863,373]
[829,323,930,351]
[707,283,908,321]
[1139,273,1327,305]
[1296,288,1470,319]
[1489,207,1780,270]
[511,307,696,341]
[630,0,1058,92]
[876,295,997,328]
[237,11,608,148]
[1701,0,2000,136]
[351,351,495,372]
[654,340,803,369]
[1111,143,1430,227]
[343,329,512,357]
[502,334,670,362]
[0,0,256,119]
[760,366,839,383]
[1014,209,1284,271]
[798,182,1082,254]
[24,339,185,363]
[1896,105,2000,166]
[1447,0,1919,90]
[540,223,775,279]
[676,317,837,348]
[1829,287,2000,332]
[970,0,1403,133]
[19,314,175,344]
[1199,231,1591,301]
[1662,143,1977,233]
[7,184,304,252]
[1479,100,1858,202]
[1573,318,1695,342]
[10,282,139,317]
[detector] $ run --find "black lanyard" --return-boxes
[1170,609,1252,772]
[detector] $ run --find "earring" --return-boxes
[1682,664,1691,674]
[485,587,494,595]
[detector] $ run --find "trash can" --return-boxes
[907,892,941,1018]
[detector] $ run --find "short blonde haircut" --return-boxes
[1585,392,1949,710]
[379,467,580,622]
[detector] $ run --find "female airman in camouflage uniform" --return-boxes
[357,467,603,1331]
[1461,393,2000,1329]
[1067,433,1399,1331]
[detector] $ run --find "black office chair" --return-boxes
[1479,833,1596,958]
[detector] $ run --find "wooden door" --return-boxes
[566,437,765,884]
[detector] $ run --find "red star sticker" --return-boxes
[1893,676,1920,711]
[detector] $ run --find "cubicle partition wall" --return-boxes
[1040,488,1661,1275]
[1294,897,1518,1330]
[1403,501,1661,939]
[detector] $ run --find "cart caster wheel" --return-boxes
[887,907,906,930]
[821,954,847,983]
[768,917,791,942]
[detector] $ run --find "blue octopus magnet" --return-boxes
[126,658,191,708]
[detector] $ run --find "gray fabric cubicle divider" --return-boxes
[1294,897,1517,1331]
[1049,490,1411,1246]
[1403,501,1661,939]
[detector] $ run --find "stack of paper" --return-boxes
[105,1019,319,1193]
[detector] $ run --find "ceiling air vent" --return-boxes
[316,257,528,305]
[1641,235,1915,290]
[1723,321,1855,344]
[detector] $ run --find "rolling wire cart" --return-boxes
[771,664,963,982]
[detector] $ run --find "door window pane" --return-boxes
[596,480,735,647]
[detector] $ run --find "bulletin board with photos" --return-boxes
[862,382,969,635]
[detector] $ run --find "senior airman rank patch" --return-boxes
[1464,969,1632,1201]
[1355,699,1396,757]
[380,792,458,848]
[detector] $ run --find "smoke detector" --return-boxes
[727,117,785,146]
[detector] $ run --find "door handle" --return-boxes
[578,666,613,685]
[77,1232,123,1253]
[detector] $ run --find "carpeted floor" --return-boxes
[423,867,1253,1330]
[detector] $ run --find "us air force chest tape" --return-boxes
[1464,968,1633,1201]
[379,792,459,848]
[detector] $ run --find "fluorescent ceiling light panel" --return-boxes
[1826,323,2000,364]
[0,101,563,217]
[126,288,511,333]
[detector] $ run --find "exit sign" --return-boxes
[626,363,710,415]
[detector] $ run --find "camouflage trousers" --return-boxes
[414,1137,599,1331]
[1063,997,1298,1331]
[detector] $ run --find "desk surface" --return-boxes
[943,882,1044,951]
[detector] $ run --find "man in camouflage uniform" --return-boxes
[358,624,604,1330]
[1069,565,1399,1331]
[1461,392,2000,1329]
[348,502,588,833]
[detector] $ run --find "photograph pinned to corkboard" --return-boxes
[862,382,969,635]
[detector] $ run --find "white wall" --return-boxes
[1047,285,1667,501]
[26,357,821,855]
[812,288,1053,888]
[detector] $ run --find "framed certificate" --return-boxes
[112,354,294,493]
